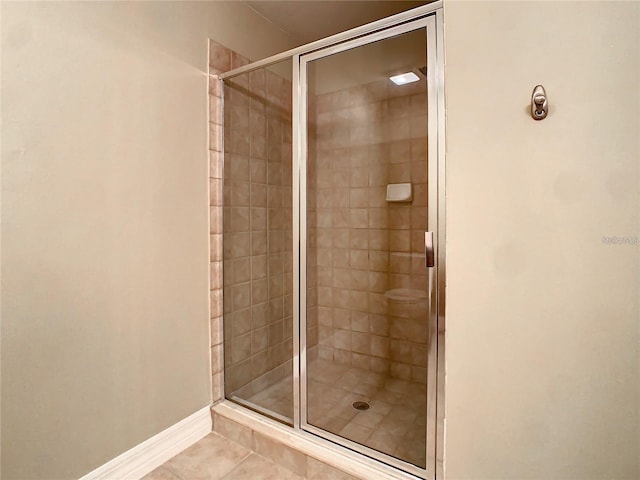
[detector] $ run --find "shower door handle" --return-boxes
[425,231,435,268]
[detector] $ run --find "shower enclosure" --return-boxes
[219,4,444,478]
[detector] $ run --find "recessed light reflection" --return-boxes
[389,72,420,85]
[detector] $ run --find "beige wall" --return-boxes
[443,1,639,479]
[0,2,296,479]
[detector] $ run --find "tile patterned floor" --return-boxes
[142,433,301,480]
[144,357,431,480]
[142,431,358,480]
[245,359,427,468]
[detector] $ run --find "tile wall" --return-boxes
[309,78,429,383]
[209,41,227,403]
[210,40,296,405]
[210,38,432,407]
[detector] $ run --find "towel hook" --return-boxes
[531,85,548,120]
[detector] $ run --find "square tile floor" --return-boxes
[142,431,358,480]
[243,359,427,468]
[141,433,286,480]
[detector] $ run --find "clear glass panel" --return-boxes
[223,59,293,424]
[305,29,429,467]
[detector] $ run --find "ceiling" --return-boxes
[244,1,429,46]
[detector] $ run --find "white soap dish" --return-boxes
[386,183,412,202]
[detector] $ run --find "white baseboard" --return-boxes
[80,405,212,480]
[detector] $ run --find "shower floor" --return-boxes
[244,358,427,468]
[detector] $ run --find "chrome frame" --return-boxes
[297,15,438,479]
[434,11,446,480]
[293,53,304,430]
[220,2,446,478]
[228,394,292,425]
[305,424,426,479]
[424,16,439,477]
[296,46,309,429]
[219,76,226,402]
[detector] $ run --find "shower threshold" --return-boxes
[227,394,292,425]
[212,401,426,480]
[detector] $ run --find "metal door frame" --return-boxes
[295,14,443,480]
[220,3,445,478]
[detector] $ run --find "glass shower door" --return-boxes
[222,59,295,425]
[299,16,439,475]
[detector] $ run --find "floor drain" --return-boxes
[352,401,370,411]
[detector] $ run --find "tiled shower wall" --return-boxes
[209,40,296,403]
[210,40,431,404]
[310,78,429,383]
[209,42,227,404]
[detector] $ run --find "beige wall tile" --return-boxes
[352,332,370,355]
[211,289,223,317]
[211,344,223,373]
[351,353,370,371]
[370,357,389,374]
[368,271,387,294]
[231,308,251,337]
[390,362,411,381]
[209,123,223,152]
[334,349,351,365]
[209,41,231,72]
[369,315,389,336]
[210,150,223,179]
[232,333,251,364]
[210,317,223,346]
[334,329,351,350]
[389,230,410,252]
[209,178,222,206]
[306,457,360,480]
[371,335,389,358]
[390,339,412,364]
[212,413,252,449]
[350,311,369,333]
[252,432,307,477]
[251,325,268,353]
[349,209,368,229]
[210,262,223,289]
[349,290,368,311]
[411,366,427,384]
